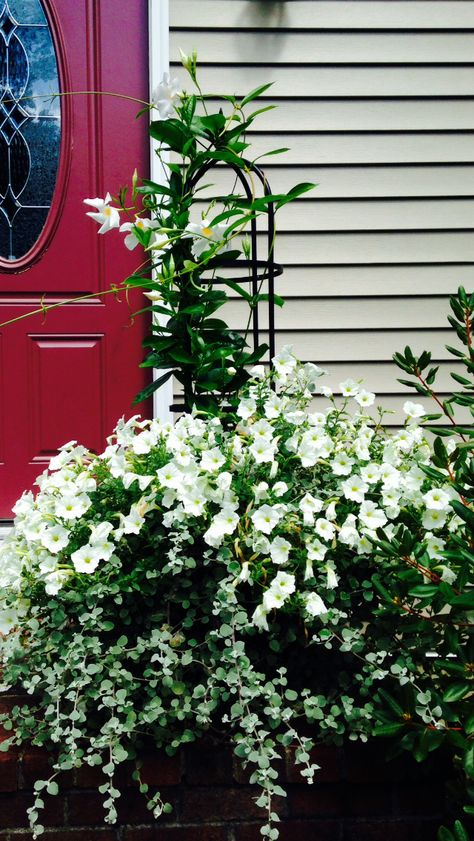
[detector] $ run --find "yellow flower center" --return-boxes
[201,226,213,237]
[104,207,111,217]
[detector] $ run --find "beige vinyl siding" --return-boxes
[170,0,473,422]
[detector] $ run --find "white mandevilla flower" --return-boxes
[152,72,180,119]
[120,217,158,251]
[184,218,231,260]
[84,193,120,234]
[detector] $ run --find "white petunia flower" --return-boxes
[272,481,288,498]
[403,401,426,420]
[84,193,120,234]
[339,378,360,397]
[315,518,336,541]
[252,603,269,631]
[423,488,451,511]
[358,501,387,531]
[306,538,328,561]
[354,389,375,408]
[338,514,359,548]
[269,536,291,565]
[361,463,381,485]
[341,475,369,504]
[425,533,446,561]
[40,524,69,554]
[204,508,240,546]
[422,509,447,531]
[303,592,328,617]
[55,494,91,521]
[250,504,282,535]
[326,562,339,590]
[249,438,277,464]
[200,447,226,472]
[237,397,257,420]
[300,493,324,525]
[331,453,354,476]
[380,463,401,490]
[71,545,102,574]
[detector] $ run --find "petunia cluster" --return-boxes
[0,349,463,639]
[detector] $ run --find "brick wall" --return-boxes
[0,694,453,841]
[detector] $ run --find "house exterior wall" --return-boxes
[170,0,474,423]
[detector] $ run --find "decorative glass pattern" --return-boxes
[0,0,60,261]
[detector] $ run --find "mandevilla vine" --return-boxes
[85,52,313,412]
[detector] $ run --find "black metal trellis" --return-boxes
[169,159,283,412]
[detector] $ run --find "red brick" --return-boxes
[346,783,393,817]
[9,832,118,841]
[184,744,233,785]
[343,818,440,841]
[181,786,285,822]
[234,820,343,841]
[233,754,285,785]
[285,746,341,784]
[139,751,182,786]
[122,827,228,841]
[289,783,345,818]
[0,752,18,791]
[0,791,66,828]
[20,749,54,788]
[393,782,447,817]
[118,787,180,825]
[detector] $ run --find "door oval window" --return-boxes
[0,0,61,262]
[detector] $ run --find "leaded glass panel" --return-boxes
[0,0,61,261]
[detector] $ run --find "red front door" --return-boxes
[0,0,151,517]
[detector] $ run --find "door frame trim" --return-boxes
[148,0,173,423]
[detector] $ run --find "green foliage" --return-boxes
[121,56,314,412]
[373,287,474,830]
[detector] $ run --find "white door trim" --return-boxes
[148,0,173,423]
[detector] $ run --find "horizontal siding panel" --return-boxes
[271,329,453,361]
[171,1,474,30]
[222,296,451,330]
[197,165,474,198]
[271,199,474,231]
[198,199,474,231]
[244,132,474,165]
[264,232,474,264]
[172,31,474,65]
[307,361,455,394]
[262,265,472,298]
[172,65,474,97]
[220,99,474,133]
